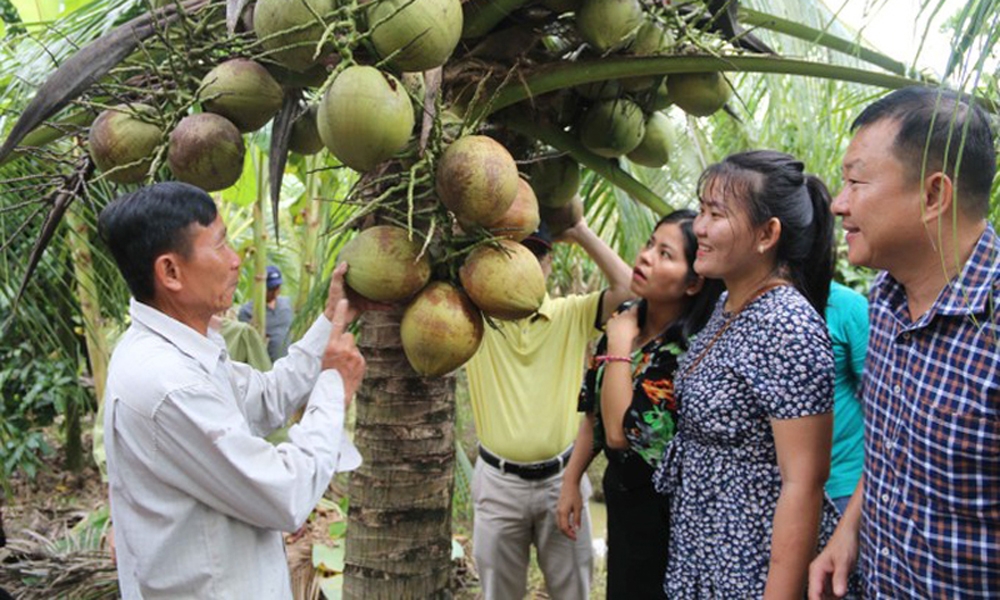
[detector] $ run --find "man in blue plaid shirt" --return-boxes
[809,87,999,598]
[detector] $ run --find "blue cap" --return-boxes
[266,265,283,289]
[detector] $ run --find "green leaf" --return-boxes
[312,542,345,573]
[451,538,465,560]
[327,520,347,539]
[318,573,343,600]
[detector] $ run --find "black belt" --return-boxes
[478,445,573,480]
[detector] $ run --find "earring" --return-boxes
[757,245,765,254]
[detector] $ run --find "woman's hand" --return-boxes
[605,303,640,355]
[557,479,584,540]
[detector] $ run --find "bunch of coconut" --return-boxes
[336,224,487,378]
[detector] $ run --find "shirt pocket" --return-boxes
[908,406,1000,520]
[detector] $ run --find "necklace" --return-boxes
[678,280,788,380]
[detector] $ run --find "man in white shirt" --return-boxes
[98,181,366,599]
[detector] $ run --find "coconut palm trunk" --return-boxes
[345,308,456,598]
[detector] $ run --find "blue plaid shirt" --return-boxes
[860,224,999,598]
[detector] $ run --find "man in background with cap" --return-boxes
[240,265,294,362]
[465,214,633,600]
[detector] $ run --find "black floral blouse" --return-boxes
[578,300,686,469]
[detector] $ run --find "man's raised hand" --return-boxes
[322,299,366,405]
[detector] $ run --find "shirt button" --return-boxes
[885,440,894,451]
[901,332,910,341]
[881,493,890,502]
[893,384,902,395]
[881,547,890,557]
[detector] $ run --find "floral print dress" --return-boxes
[653,286,849,598]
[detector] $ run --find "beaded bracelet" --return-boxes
[593,354,631,365]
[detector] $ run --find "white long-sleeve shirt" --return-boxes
[104,299,361,599]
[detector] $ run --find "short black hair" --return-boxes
[852,86,997,217]
[98,182,217,302]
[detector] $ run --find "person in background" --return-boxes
[809,86,998,599]
[465,216,633,600]
[824,280,868,515]
[239,265,294,361]
[98,182,367,599]
[654,150,851,598]
[557,209,723,599]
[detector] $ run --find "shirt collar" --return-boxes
[874,223,999,321]
[531,293,555,321]
[129,298,227,373]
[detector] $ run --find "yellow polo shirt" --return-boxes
[465,292,603,462]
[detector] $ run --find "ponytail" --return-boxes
[800,175,835,316]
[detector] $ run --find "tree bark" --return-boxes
[345,307,456,599]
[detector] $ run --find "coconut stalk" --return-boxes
[294,155,323,313]
[345,308,456,599]
[250,149,269,337]
[65,203,111,419]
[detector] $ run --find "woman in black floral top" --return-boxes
[557,210,722,599]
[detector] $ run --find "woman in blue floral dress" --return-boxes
[654,151,854,598]
[557,210,722,598]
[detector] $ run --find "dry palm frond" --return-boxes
[0,530,118,600]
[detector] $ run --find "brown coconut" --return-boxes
[168,113,245,192]
[401,282,484,376]
[338,225,431,303]
[436,135,519,228]
[528,155,580,208]
[485,177,540,242]
[200,58,284,132]
[460,240,546,320]
[89,104,162,184]
[541,195,584,236]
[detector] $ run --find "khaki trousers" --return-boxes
[472,458,593,600]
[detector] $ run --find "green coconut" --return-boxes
[368,0,463,72]
[88,104,162,184]
[460,240,546,320]
[579,98,646,158]
[486,177,540,242]
[167,113,245,192]
[401,282,484,376]
[619,21,674,92]
[339,225,432,303]
[200,58,284,132]
[541,195,584,236]
[254,0,338,72]
[288,105,324,155]
[576,0,644,53]
[436,135,519,227]
[669,72,732,117]
[627,111,673,168]
[317,66,415,172]
[528,156,580,208]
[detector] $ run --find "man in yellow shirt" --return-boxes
[465,215,633,599]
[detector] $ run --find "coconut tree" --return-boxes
[1,1,998,599]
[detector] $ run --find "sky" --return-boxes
[827,0,989,81]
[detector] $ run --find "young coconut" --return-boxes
[668,72,732,117]
[401,282,484,377]
[619,21,674,92]
[528,155,580,209]
[459,240,546,320]
[576,0,644,53]
[436,135,519,228]
[485,177,540,242]
[288,104,324,155]
[317,66,415,172]
[338,225,431,303]
[626,111,673,168]
[367,0,464,72]
[579,97,646,158]
[200,58,284,132]
[540,195,584,236]
[254,0,338,72]
[168,113,245,192]
[89,104,162,184]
